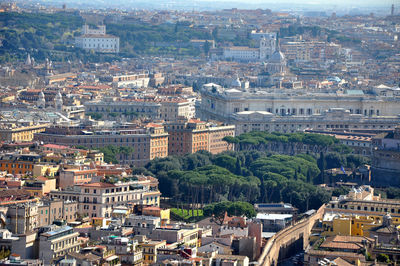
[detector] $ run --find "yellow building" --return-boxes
[142,207,170,225]
[322,213,379,237]
[33,164,60,177]
[24,176,57,197]
[0,94,15,103]
[141,240,166,264]
[142,191,161,206]
[327,186,400,226]
[0,123,48,142]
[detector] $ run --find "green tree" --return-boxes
[204,201,256,225]
[203,40,210,55]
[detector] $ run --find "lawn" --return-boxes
[171,208,204,222]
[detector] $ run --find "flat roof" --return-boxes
[256,213,293,220]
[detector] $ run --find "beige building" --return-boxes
[327,186,400,225]
[39,225,80,264]
[159,99,193,121]
[50,176,161,218]
[24,176,57,197]
[58,168,98,189]
[38,199,78,227]
[198,84,400,126]
[230,108,399,135]
[6,203,39,234]
[141,240,167,264]
[33,164,60,178]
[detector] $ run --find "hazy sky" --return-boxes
[198,0,394,6]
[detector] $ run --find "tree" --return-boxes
[212,27,219,40]
[203,40,210,55]
[317,152,326,183]
[222,135,238,150]
[377,253,390,263]
[235,157,242,175]
[204,201,256,225]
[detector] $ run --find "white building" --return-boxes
[49,177,161,219]
[223,37,276,62]
[198,84,400,135]
[75,24,119,53]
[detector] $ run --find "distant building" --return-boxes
[327,186,400,225]
[255,213,292,232]
[371,126,400,186]
[222,37,276,62]
[165,118,235,156]
[75,24,119,53]
[198,83,400,135]
[254,203,298,217]
[0,122,48,143]
[35,124,168,166]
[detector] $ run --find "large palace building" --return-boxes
[197,83,400,134]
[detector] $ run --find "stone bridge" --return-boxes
[257,205,326,266]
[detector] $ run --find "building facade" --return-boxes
[35,125,168,167]
[49,176,161,218]
[198,84,400,135]
[165,118,235,156]
[371,127,400,186]
[0,123,47,143]
[75,25,119,53]
[39,225,80,264]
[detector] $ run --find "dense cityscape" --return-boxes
[0,0,399,265]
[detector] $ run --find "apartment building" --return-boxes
[6,203,39,234]
[166,118,235,156]
[208,124,235,154]
[327,186,400,225]
[141,240,167,264]
[0,154,41,175]
[24,176,57,197]
[85,97,194,121]
[38,225,80,265]
[59,168,98,189]
[35,124,168,166]
[49,176,161,218]
[84,98,161,120]
[37,199,78,227]
[280,41,340,61]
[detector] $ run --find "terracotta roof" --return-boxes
[188,118,203,123]
[143,206,161,211]
[43,144,70,149]
[78,182,115,188]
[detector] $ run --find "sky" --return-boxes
[28,0,397,13]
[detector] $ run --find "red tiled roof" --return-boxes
[78,182,115,188]
[43,144,70,149]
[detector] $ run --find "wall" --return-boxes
[257,205,326,266]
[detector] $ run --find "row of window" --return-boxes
[335,204,400,213]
